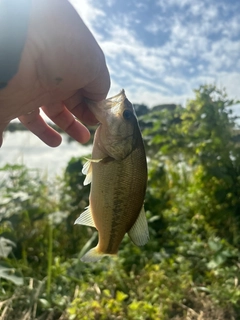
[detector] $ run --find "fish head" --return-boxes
[87,90,141,160]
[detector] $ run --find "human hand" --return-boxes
[0,0,110,147]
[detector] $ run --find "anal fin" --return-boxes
[128,206,149,246]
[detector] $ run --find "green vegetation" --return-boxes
[1,85,240,319]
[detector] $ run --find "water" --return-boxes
[0,131,92,177]
[1,104,239,178]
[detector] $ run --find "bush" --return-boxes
[1,85,240,319]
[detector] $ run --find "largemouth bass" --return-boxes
[75,90,149,262]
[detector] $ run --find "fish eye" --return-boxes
[123,110,133,120]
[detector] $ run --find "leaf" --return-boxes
[39,298,51,308]
[0,237,15,258]
[208,238,222,252]
[129,301,139,311]
[116,291,128,302]
[11,191,30,202]
[0,164,24,171]
[78,231,98,259]
[103,289,111,297]
[0,196,11,206]
[0,264,23,285]
[48,211,68,225]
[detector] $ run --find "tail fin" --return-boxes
[81,247,110,263]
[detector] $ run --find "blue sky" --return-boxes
[72,0,240,107]
[2,0,240,172]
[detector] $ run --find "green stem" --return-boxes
[47,222,53,298]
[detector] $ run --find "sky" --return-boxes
[71,0,240,107]
[2,0,240,174]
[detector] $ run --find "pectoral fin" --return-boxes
[82,158,103,186]
[128,206,149,246]
[82,160,92,185]
[74,206,96,228]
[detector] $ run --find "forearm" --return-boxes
[0,0,31,89]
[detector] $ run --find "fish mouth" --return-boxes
[86,90,132,122]
[105,89,126,109]
[105,90,134,118]
[85,89,136,126]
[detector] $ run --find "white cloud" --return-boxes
[69,0,240,107]
[223,16,240,38]
[204,38,240,72]
[216,73,240,100]
[145,22,161,35]
[70,0,104,24]
[124,84,189,107]
[69,0,105,40]
[157,0,192,10]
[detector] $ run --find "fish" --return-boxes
[74,90,149,262]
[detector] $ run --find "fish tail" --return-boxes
[80,246,113,263]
